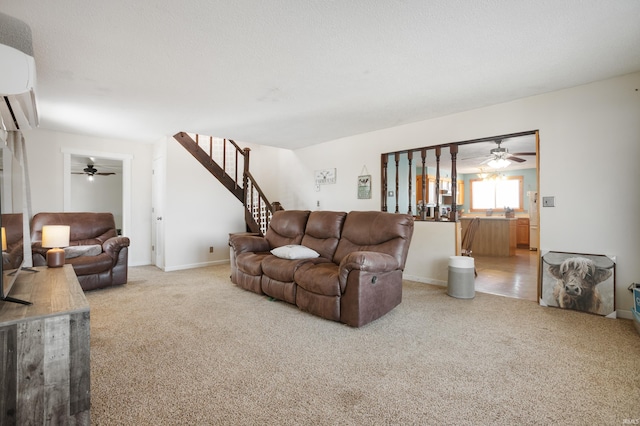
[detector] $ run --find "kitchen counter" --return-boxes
[460,216,517,256]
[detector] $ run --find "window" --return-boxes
[470,176,523,211]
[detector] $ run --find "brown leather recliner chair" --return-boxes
[30,212,130,291]
[1,213,25,269]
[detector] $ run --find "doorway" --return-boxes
[460,132,540,301]
[62,149,132,236]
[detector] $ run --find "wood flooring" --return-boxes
[472,248,539,302]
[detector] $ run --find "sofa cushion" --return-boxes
[264,210,310,249]
[263,256,332,283]
[295,262,341,297]
[300,211,347,259]
[66,252,113,276]
[271,244,319,260]
[333,211,414,267]
[236,252,271,276]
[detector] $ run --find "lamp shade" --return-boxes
[1,227,6,251]
[42,225,70,248]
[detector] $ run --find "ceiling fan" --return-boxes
[479,139,535,168]
[72,164,116,177]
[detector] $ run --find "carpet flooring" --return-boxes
[86,264,640,425]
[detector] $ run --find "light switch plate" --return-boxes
[542,196,555,207]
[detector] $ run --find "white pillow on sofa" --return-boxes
[270,245,319,260]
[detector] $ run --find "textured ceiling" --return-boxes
[2,1,640,149]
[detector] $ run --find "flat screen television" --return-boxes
[0,144,33,305]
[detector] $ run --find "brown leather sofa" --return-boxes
[229,210,414,327]
[30,212,130,291]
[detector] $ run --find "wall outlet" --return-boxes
[542,196,555,207]
[209,246,214,253]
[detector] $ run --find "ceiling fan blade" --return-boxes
[510,152,536,156]
[509,156,526,163]
[96,172,116,175]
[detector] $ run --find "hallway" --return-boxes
[473,248,539,302]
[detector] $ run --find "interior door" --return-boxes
[151,157,164,269]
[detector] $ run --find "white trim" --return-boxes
[402,274,446,287]
[162,259,230,272]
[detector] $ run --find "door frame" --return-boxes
[151,155,165,269]
[62,148,133,237]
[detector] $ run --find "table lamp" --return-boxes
[42,225,70,267]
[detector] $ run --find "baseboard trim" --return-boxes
[617,309,633,320]
[403,274,446,287]
[162,259,229,272]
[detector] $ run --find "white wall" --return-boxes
[404,221,458,285]
[160,138,246,271]
[276,71,640,317]
[70,173,123,230]
[22,129,153,266]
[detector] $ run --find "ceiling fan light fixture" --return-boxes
[487,158,511,169]
[83,164,98,175]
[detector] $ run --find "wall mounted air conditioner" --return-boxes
[0,13,39,130]
[0,91,38,131]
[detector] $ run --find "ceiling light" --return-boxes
[487,158,511,169]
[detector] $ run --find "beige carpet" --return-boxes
[87,264,640,425]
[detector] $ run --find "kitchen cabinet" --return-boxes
[457,181,464,205]
[460,217,517,257]
[516,218,530,248]
[415,176,462,205]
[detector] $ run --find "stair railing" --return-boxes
[192,133,245,189]
[174,132,281,235]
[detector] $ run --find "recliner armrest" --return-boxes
[31,242,49,258]
[338,251,400,287]
[103,236,131,260]
[229,235,270,255]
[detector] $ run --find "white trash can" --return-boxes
[447,256,475,299]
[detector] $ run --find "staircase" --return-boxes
[173,132,281,235]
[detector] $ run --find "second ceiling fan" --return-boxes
[480,139,535,168]
[72,164,116,177]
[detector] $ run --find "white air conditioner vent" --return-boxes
[1,91,38,131]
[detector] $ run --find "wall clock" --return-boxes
[314,168,336,185]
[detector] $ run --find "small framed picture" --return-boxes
[540,251,616,316]
[357,175,371,199]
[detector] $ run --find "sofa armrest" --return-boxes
[339,251,399,288]
[229,235,270,255]
[103,236,131,261]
